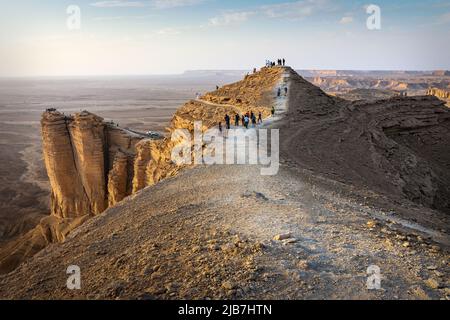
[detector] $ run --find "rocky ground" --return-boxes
[0,162,448,299]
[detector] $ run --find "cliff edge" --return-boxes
[0,66,285,274]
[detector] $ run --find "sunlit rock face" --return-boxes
[427,88,450,102]
[41,111,145,218]
[41,111,91,219]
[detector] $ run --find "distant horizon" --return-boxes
[0,68,448,79]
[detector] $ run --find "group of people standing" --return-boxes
[220,111,263,133]
[278,86,288,97]
[266,58,286,67]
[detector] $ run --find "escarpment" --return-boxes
[283,75,450,216]
[42,111,146,218]
[136,66,286,190]
[41,111,91,219]
[0,111,153,274]
[427,88,450,103]
[0,66,285,274]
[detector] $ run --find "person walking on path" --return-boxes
[271,106,275,116]
[251,113,257,127]
[277,88,281,97]
[284,87,288,96]
[244,115,249,129]
[258,112,263,124]
[225,114,231,130]
[218,122,223,133]
[235,114,240,126]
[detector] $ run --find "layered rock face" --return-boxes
[0,111,150,274]
[42,111,146,219]
[427,88,450,102]
[41,112,91,219]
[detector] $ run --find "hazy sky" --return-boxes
[1,0,449,76]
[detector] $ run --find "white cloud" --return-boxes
[207,0,336,27]
[90,1,145,8]
[209,11,255,26]
[150,0,206,9]
[91,0,205,8]
[261,0,334,20]
[339,16,353,24]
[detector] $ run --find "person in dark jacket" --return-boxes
[225,114,231,130]
[251,113,257,127]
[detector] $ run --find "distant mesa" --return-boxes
[432,70,450,77]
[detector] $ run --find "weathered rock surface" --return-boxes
[108,152,129,207]
[42,111,145,218]
[41,111,91,219]
[427,88,450,102]
[282,71,450,222]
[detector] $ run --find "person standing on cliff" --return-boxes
[283,58,286,66]
[235,114,240,127]
[244,115,249,129]
[225,114,231,130]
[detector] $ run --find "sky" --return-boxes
[0,0,449,76]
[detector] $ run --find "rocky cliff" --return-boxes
[0,111,149,274]
[427,88,450,103]
[0,66,285,274]
[42,110,145,219]
[282,69,450,218]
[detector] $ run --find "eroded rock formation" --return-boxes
[42,111,145,218]
[0,111,150,274]
[427,88,450,102]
